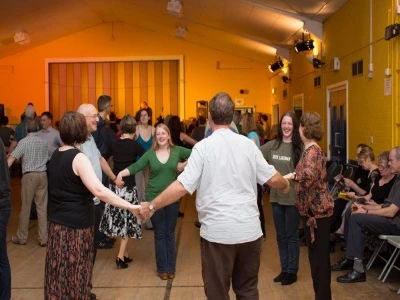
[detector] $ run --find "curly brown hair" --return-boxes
[300,112,323,141]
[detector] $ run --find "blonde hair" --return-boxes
[151,123,174,151]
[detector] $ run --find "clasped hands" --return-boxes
[128,202,153,222]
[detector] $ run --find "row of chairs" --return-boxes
[326,161,355,196]
[366,235,400,294]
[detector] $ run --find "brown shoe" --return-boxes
[168,273,175,279]
[12,235,26,245]
[158,273,168,280]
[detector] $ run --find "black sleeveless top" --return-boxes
[48,148,94,228]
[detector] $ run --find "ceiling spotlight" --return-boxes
[312,58,325,69]
[14,31,30,45]
[295,39,314,52]
[175,25,186,39]
[269,59,284,72]
[282,76,291,83]
[167,0,182,17]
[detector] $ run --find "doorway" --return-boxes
[293,93,304,121]
[326,81,348,163]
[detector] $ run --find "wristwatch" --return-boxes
[149,202,156,212]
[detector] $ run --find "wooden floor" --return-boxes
[6,177,400,299]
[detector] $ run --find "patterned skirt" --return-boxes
[44,221,94,300]
[99,185,142,239]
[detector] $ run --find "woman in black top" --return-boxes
[45,112,140,299]
[100,114,146,269]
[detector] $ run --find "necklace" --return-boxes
[157,150,169,163]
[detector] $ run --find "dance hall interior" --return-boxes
[2,0,400,299]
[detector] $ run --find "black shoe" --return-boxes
[195,221,201,228]
[116,257,129,269]
[124,256,133,263]
[97,240,113,249]
[103,236,116,244]
[281,273,297,285]
[330,240,336,253]
[337,270,366,283]
[89,292,97,300]
[273,271,287,282]
[331,257,353,271]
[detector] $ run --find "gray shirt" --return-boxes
[80,135,102,205]
[37,127,63,160]
[260,140,296,205]
[383,175,400,228]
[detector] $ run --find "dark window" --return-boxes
[314,76,321,88]
[352,60,363,76]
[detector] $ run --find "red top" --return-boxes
[295,144,333,243]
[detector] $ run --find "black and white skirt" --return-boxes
[99,185,142,239]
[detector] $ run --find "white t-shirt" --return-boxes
[178,128,277,244]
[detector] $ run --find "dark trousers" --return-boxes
[346,213,400,259]
[0,202,11,300]
[303,217,332,300]
[257,184,266,237]
[272,203,300,274]
[93,203,102,264]
[200,236,263,300]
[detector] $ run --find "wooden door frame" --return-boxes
[326,80,348,162]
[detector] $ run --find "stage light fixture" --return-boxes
[312,58,325,69]
[282,76,290,83]
[269,59,284,72]
[295,39,314,52]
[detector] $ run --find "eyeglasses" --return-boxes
[85,114,99,119]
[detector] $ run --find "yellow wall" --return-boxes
[323,0,398,155]
[0,22,272,124]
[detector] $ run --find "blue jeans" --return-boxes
[271,203,300,274]
[0,202,11,300]
[151,201,179,273]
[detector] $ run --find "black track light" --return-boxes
[312,58,325,69]
[282,76,290,83]
[269,60,284,72]
[295,39,314,52]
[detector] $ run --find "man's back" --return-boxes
[178,128,276,244]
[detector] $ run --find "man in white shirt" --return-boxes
[138,92,290,300]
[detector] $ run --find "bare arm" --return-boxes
[7,155,16,168]
[73,153,139,215]
[180,132,197,146]
[344,178,367,196]
[266,172,290,193]
[99,156,123,187]
[355,203,399,218]
[139,180,187,221]
[8,141,17,155]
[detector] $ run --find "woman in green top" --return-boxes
[260,111,303,286]
[117,123,191,280]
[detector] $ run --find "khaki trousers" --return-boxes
[17,172,48,244]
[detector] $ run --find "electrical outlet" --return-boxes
[370,136,374,144]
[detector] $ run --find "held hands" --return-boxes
[138,202,154,222]
[283,172,295,180]
[128,205,142,218]
[113,176,124,189]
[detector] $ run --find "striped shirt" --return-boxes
[178,128,277,244]
[11,133,48,174]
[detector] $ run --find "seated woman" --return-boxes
[331,151,395,271]
[344,147,379,196]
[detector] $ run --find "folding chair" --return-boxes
[366,235,396,277]
[380,236,400,283]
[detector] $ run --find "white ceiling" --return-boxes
[0,0,349,63]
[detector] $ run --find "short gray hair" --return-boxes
[209,92,234,125]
